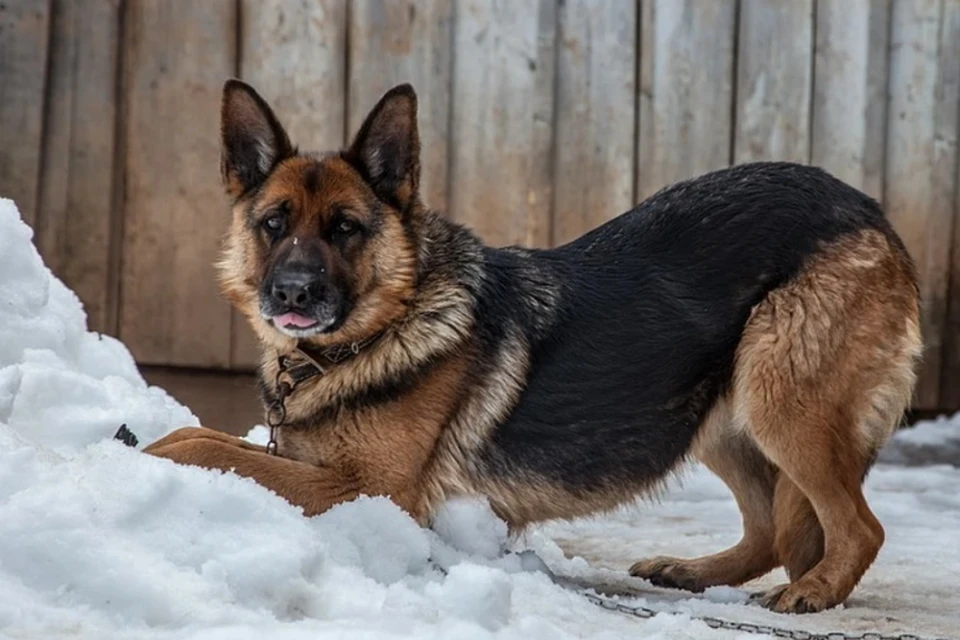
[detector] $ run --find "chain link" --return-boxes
[579,591,952,640]
[265,375,293,456]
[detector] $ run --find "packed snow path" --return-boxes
[1,197,957,640]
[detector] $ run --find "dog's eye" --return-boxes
[335,219,358,236]
[262,214,285,234]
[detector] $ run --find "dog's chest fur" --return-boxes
[272,350,471,519]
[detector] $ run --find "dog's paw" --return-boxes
[629,556,707,593]
[750,580,832,614]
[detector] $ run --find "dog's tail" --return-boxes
[113,424,139,448]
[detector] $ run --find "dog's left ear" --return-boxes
[344,84,421,212]
[220,79,294,200]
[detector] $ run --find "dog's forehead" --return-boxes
[258,155,370,215]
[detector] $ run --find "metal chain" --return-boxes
[427,553,951,640]
[579,590,952,640]
[264,376,291,456]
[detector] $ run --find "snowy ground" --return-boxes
[1,196,958,640]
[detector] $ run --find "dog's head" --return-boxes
[217,80,421,351]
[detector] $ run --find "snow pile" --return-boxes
[879,414,960,467]
[0,198,197,450]
[1,197,959,640]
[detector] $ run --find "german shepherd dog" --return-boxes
[143,80,921,614]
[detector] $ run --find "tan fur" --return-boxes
[143,350,473,523]
[773,474,823,581]
[276,351,473,522]
[736,229,919,613]
[632,229,921,612]
[180,176,479,522]
[144,427,365,516]
[477,472,647,531]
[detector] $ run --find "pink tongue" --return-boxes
[274,312,317,328]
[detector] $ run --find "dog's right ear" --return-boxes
[220,79,294,199]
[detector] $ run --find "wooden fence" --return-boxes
[2,0,960,412]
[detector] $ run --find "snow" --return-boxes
[1,196,958,640]
[878,414,960,467]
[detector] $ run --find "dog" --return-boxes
[143,79,921,614]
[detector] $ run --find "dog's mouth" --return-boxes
[266,310,338,338]
[273,311,320,330]
[261,305,343,340]
[260,289,350,339]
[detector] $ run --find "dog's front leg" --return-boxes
[143,427,361,516]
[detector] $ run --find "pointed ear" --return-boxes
[220,79,294,199]
[344,84,421,212]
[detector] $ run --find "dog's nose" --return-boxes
[270,271,323,309]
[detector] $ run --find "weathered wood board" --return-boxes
[120,0,237,367]
[885,0,960,409]
[811,0,890,202]
[230,0,349,370]
[449,0,556,248]
[930,1,960,408]
[734,0,814,163]
[552,0,636,246]
[0,0,52,228]
[349,0,453,214]
[37,0,122,335]
[637,0,738,201]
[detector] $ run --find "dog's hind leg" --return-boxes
[745,413,884,614]
[630,401,780,591]
[732,230,921,613]
[773,473,824,581]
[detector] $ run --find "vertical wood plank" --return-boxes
[529,0,558,248]
[0,0,52,228]
[734,0,814,164]
[552,0,636,246]
[811,0,890,201]
[933,2,960,407]
[449,0,556,248]
[232,0,348,370]
[349,0,452,214]
[230,297,263,370]
[637,0,737,201]
[885,0,960,410]
[240,0,347,151]
[37,0,121,335]
[120,0,237,367]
